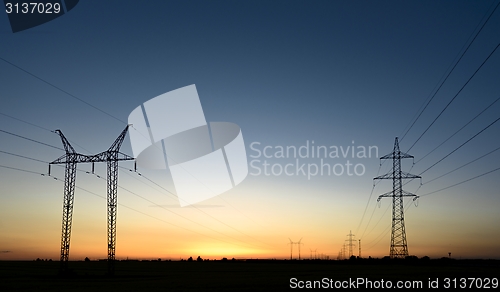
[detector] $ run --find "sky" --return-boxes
[0,0,499,261]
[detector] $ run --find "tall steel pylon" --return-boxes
[373,137,420,259]
[50,126,134,275]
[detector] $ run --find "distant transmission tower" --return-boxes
[50,126,134,275]
[374,137,420,259]
[346,230,355,258]
[288,238,303,260]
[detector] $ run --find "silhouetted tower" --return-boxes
[50,126,134,275]
[374,137,420,259]
[297,238,303,260]
[288,238,303,260]
[50,130,77,274]
[346,230,355,258]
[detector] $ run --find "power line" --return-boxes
[0,57,248,211]
[0,149,48,163]
[0,125,275,254]
[363,200,414,252]
[119,165,267,230]
[417,115,500,176]
[416,95,500,164]
[354,159,385,238]
[72,182,257,249]
[424,145,500,185]
[0,133,271,251]
[400,1,500,143]
[0,164,43,175]
[0,111,54,133]
[0,60,256,230]
[0,162,271,251]
[400,113,500,191]
[355,184,376,237]
[0,128,63,151]
[361,202,390,241]
[0,124,273,250]
[421,166,500,197]
[407,41,500,152]
[0,57,126,125]
[0,111,269,249]
[0,112,102,154]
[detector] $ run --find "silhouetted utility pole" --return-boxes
[359,239,361,258]
[50,126,134,275]
[374,137,420,259]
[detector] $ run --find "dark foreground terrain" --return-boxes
[0,258,498,291]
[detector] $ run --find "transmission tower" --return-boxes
[288,238,303,260]
[50,125,134,275]
[374,137,420,259]
[346,230,355,258]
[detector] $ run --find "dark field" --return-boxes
[1,259,499,291]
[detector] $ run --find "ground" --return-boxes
[0,258,498,291]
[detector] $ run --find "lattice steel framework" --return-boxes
[288,238,303,260]
[50,126,134,275]
[346,230,355,258]
[374,137,420,259]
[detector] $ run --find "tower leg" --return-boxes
[107,159,118,275]
[60,160,76,273]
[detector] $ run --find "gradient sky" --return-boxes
[1,0,499,261]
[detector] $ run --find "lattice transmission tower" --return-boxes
[345,230,355,258]
[50,126,134,275]
[373,137,420,259]
[288,238,303,260]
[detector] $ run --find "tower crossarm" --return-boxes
[50,126,135,165]
[379,152,414,160]
[374,171,421,181]
[88,151,135,162]
[377,190,418,201]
